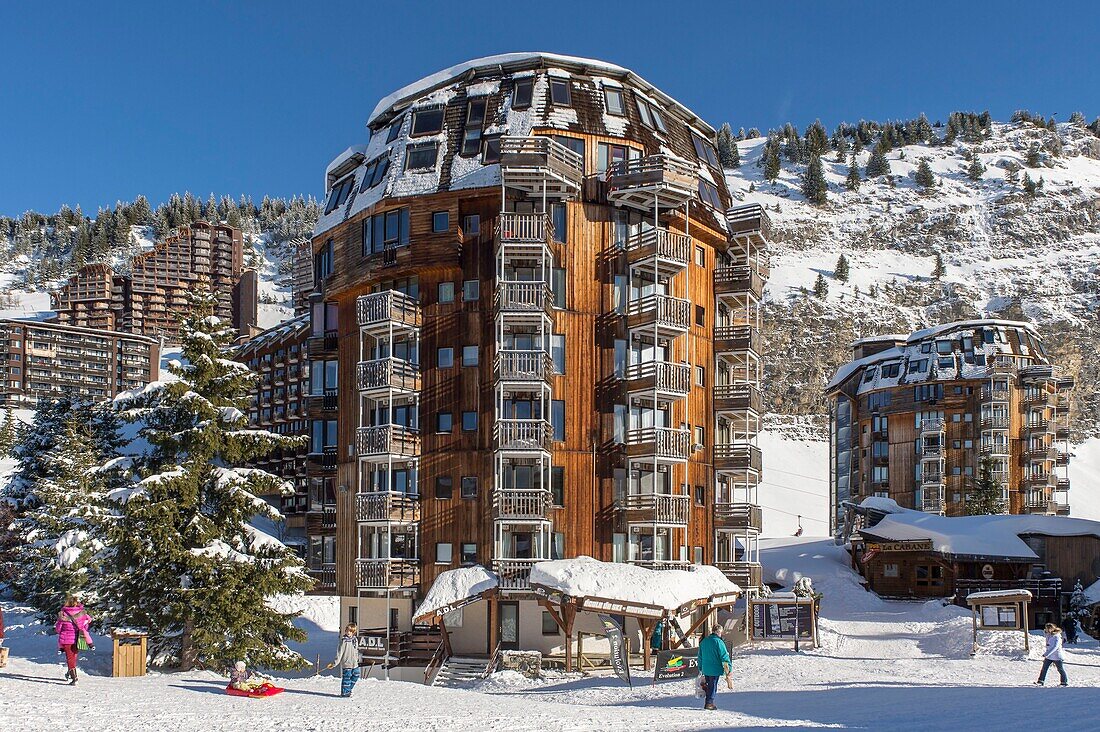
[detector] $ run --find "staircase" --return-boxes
[430,656,491,688]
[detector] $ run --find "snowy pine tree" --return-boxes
[965,457,1005,516]
[865,147,891,178]
[1068,580,1090,621]
[932,253,946,280]
[813,273,829,299]
[801,155,828,205]
[108,285,310,670]
[717,123,740,168]
[846,156,862,191]
[835,254,850,282]
[915,159,936,189]
[763,138,781,182]
[966,157,986,181]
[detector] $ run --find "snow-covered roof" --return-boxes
[415,566,498,622]
[325,144,369,184]
[858,500,1100,560]
[235,313,309,357]
[529,556,741,614]
[367,52,713,134]
[966,589,1033,602]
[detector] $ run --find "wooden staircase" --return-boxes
[429,656,491,688]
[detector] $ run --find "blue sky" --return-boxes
[2,1,1097,217]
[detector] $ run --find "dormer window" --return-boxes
[411,106,444,136]
[513,78,533,109]
[405,142,439,171]
[550,78,572,106]
[636,96,667,133]
[461,99,487,156]
[692,132,720,169]
[697,180,722,209]
[357,154,391,193]
[386,116,404,143]
[324,175,355,214]
[604,87,625,116]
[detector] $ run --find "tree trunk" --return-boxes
[180,618,198,671]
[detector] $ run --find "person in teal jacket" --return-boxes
[697,625,732,710]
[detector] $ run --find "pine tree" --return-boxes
[801,155,828,205]
[805,120,829,157]
[108,286,310,670]
[1068,111,1086,126]
[865,148,891,178]
[834,127,849,161]
[915,159,936,189]
[965,457,1005,515]
[763,138,781,182]
[1023,172,1039,196]
[813,273,829,299]
[1026,143,1042,168]
[835,254,850,282]
[932,253,946,280]
[846,156,862,191]
[966,157,986,181]
[716,123,740,168]
[0,408,16,453]
[1068,580,1090,621]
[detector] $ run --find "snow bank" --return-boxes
[415,566,498,621]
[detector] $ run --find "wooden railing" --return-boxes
[609,155,697,191]
[714,503,763,532]
[307,564,336,590]
[624,228,691,266]
[625,427,692,460]
[494,558,539,591]
[714,265,765,296]
[726,204,772,239]
[356,357,420,393]
[485,640,503,678]
[356,491,420,524]
[980,415,1010,428]
[628,559,692,571]
[494,281,553,315]
[495,349,554,382]
[626,294,691,331]
[355,558,420,589]
[716,561,763,589]
[424,640,448,685]
[494,419,553,451]
[713,324,760,353]
[980,387,1010,402]
[922,488,945,513]
[496,212,554,244]
[500,136,584,183]
[920,418,945,433]
[356,290,422,329]
[979,442,1010,456]
[624,361,691,395]
[713,443,762,471]
[493,488,553,520]
[355,424,421,458]
[619,492,690,525]
[714,383,763,412]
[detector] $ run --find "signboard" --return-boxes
[866,540,934,553]
[750,601,815,641]
[654,648,700,682]
[979,604,1019,629]
[598,614,632,687]
[860,547,880,565]
[981,564,995,580]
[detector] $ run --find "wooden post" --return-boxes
[1022,600,1029,652]
[488,594,499,657]
[440,619,453,658]
[971,606,978,655]
[678,606,715,648]
[561,601,577,673]
[640,619,655,671]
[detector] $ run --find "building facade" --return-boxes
[0,318,159,407]
[827,320,1074,534]
[52,221,259,341]
[303,53,769,656]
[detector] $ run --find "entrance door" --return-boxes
[499,601,519,651]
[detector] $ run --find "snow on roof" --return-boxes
[415,566,498,621]
[325,144,368,182]
[858,504,1100,560]
[529,556,741,612]
[905,318,1036,345]
[966,589,1033,602]
[826,346,903,391]
[1084,579,1100,606]
[857,496,906,514]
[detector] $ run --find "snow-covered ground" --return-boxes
[759,428,830,537]
[4,537,1098,731]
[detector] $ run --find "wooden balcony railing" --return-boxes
[713,443,762,472]
[355,558,420,590]
[713,324,760,354]
[494,281,553,316]
[980,387,1010,402]
[628,559,692,571]
[726,204,772,240]
[714,265,765,298]
[922,488,945,513]
[980,415,1010,429]
[494,419,553,451]
[619,492,690,525]
[625,427,692,461]
[499,136,584,192]
[716,561,763,589]
[624,228,691,268]
[714,503,763,532]
[355,424,421,459]
[624,361,691,397]
[493,488,553,521]
[356,290,422,330]
[306,564,336,591]
[608,155,696,199]
[494,558,540,592]
[920,418,945,433]
[496,212,554,245]
[356,491,420,524]
[714,383,763,413]
[626,294,691,333]
[356,357,420,393]
[495,349,554,382]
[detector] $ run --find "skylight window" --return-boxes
[513,78,533,109]
[405,142,438,171]
[604,87,625,116]
[692,132,720,169]
[550,79,571,106]
[324,175,355,214]
[386,116,403,143]
[461,99,487,156]
[411,107,444,136]
[358,154,391,193]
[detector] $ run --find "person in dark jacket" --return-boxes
[650,620,664,654]
[698,625,732,711]
[1063,615,1080,645]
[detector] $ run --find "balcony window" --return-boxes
[324,175,356,214]
[691,132,720,169]
[461,476,478,499]
[597,142,641,174]
[552,400,565,441]
[463,214,480,236]
[310,419,337,453]
[405,142,439,171]
[438,347,454,368]
[462,346,478,367]
[603,87,625,116]
[549,78,571,106]
[437,412,453,433]
[462,411,477,432]
[438,282,455,304]
[435,542,453,564]
[461,543,477,564]
[435,475,453,499]
[411,107,444,136]
[513,78,533,109]
[461,99,487,156]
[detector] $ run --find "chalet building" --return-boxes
[300,52,772,664]
[827,320,1074,534]
[235,313,338,593]
[52,221,259,341]
[0,318,159,407]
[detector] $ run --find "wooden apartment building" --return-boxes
[827,320,1074,534]
[52,221,259,342]
[294,53,770,660]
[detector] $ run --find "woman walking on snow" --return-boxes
[55,595,94,685]
[326,623,361,697]
[1035,622,1068,686]
[698,625,732,711]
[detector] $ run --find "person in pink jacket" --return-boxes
[54,595,94,685]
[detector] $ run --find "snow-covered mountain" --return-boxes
[726,119,1100,439]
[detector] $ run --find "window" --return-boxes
[915,565,944,588]
[551,268,566,307]
[964,413,973,423]
[361,207,410,255]
[551,136,586,173]
[597,142,641,174]
[324,175,355,214]
[463,214,480,236]
[432,211,449,232]
[411,106,444,136]
[551,204,567,243]
[552,532,565,560]
[513,78,533,108]
[694,425,704,448]
[462,345,478,367]
[542,611,560,635]
[461,99,487,155]
[698,180,723,209]
[435,543,453,564]
[551,334,565,374]
[437,412,453,433]
[482,135,502,163]
[438,347,454,368]
[438,281,455,304]
[692,132,720,168]
[461,476,478,499]
[461,543,477,564]
[694,484,705,505]
[435,475,453,499]
[552,400,565,441]
[315,239,334,279]
[462,411,477,431]
[405,142,439,170]
[883,563,899,578]
[695,245,706,267]
[358,154,391,193]
[635,96,667,132]
[386,117,403,143]
[550,78,571,106]
[907,359,929,374]
[463,280,479,302]
[603,86,625,115]
[695,304,705,327]
[695,365,705,387]
[551,466,565,506]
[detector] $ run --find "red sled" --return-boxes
[225,683,284,698]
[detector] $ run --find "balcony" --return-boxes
[355,558,419,590]
[625,427,692,463]
[628,559,693,571]
[494,281,553,319]
[499,136,584,198]
[1025,446,1058,462]
[496,212,554,250]
[493,488,553,521]
[716,561,763,589]
[920,418,945,433]
[305,388,339,413]
[355,425,421,461]
[979,442,1010,457]
[624,361,691,400]
[980,415,1010,429]
[306,564,336,592]
[713,383,763,416]
[624,228,691,275]
[495,350,554,383]
[494,558,540,593]
[494,419,553,453]
[356,357,420,396]
[356,491,420,525]
[920,471,945,487]
[980,387,1010,402]
[1020,474,1054,491]
[1025,421,1055,437]
[922,488,945,513]
[713,443,762,473]
[714,503,763,532]
[726,204,772,242]
[625,294,692,337]
[619,492,691,526]
[356,290,421,333]
[607,155,697,212]
[713,324,761,355]
[306,330,339,356]
[1022,391,1054,407]
[714,265,765,299]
